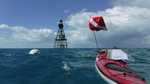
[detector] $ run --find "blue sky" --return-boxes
[0,0,111,28]
[0,0,150,48]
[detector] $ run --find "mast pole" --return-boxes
[93,31,99,49]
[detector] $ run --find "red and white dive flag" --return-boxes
[88,16,107,31]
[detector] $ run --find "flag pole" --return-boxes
[93,31,99,49]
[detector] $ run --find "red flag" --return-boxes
[88,16,107,31]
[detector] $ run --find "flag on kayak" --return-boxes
[88,16,107,31]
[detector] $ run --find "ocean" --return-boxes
[0,48,149,84]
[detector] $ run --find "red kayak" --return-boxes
[95,50,146,84]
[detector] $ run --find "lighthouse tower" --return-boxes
[54,20,68,48]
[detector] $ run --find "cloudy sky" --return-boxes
[0,0,150,48]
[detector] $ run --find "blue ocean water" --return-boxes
[0,48,149,84]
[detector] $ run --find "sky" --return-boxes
[0,0,110,28]
[0,0,150,48]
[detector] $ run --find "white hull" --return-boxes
[29,49,40,55]
[95,63,117,84]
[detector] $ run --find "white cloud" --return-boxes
[113,0,150,8]
[0,24,54,48]
[66,4,150,48]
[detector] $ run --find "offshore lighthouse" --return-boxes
[54,20,68,48]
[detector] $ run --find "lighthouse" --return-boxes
[54,20,68,48]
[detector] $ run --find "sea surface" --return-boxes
[0,48,149,84]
